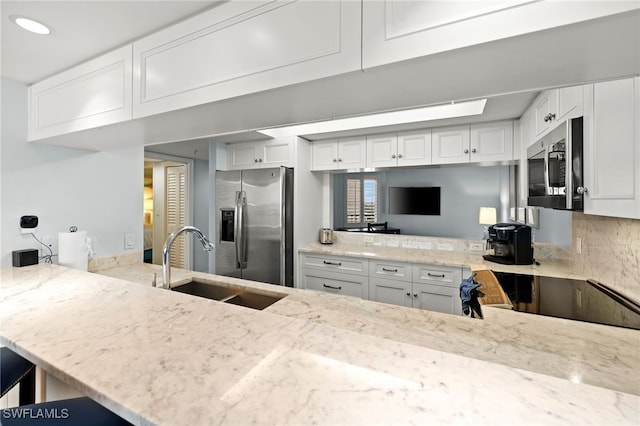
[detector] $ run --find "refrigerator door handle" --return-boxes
[235,191,247,269]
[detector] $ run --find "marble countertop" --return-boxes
[1,263,639,425]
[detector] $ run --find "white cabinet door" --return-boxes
[469,121,513,162]
[397,130,432,167]
[413,282,462,316]
[133,0,361,118]
[534,90,558,138]
[228,139,293,170]
[370,278,411,307]
[366,134,398,168]
[431,126,470,165]
[338,137,367,169]
[228,144,260,169]
[28,45,133,141]
[311,140,339,171]
[583,77,640,219]
[557,85,583,123]
[261,139,293,167]
[362,1,637,69]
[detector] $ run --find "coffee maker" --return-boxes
[483,223,534,265]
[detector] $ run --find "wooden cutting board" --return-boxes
[472,270,512,308]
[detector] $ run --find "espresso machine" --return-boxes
[483,223,534,265]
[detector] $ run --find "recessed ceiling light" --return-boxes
[11,15,52,35]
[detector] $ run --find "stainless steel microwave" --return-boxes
[527,117,584,211]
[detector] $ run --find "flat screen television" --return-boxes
[389,187,441,215]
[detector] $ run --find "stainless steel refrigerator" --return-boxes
[215,167,293,287]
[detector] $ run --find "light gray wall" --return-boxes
[0,78,143,267]
[193,159,209,272]
[333,165,571,245]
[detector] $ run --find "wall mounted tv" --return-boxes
[389,187,441,215]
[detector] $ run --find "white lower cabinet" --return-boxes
[369,260,413,307]
[302,254,463,316]
[412,264,463,316]
[301,254,369,299]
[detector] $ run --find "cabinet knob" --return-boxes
[398,153,403,158]
[464,149,469,154]
[391,154,396,159]
[413,293,418,298]
[332,159,337,163]
[471,148,477,153]
[254,159,259,163]
[259,158,263,163]
[576,186,588,195]
[338,158,342,162]
[406,292,411,297]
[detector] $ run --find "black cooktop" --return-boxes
[492,271,640,330]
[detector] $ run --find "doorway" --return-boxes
[143,155,194,270]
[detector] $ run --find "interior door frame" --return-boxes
[144,152,195,270]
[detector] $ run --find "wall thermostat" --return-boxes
[20,215,39,233]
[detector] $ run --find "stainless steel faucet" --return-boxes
[162,225,215,289]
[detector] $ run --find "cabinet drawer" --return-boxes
[303,269,369,299]
[301,254,368,276]
[369,260,412,282]
[413,264,461,286]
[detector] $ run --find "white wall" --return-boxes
[0,78,143,267]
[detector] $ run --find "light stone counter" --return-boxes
[299,241,589,281]
[1,263,639,425]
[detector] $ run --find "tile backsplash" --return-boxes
[570,213,640,303]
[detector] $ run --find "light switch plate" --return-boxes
[124,233,135,249]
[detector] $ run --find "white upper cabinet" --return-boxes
[398,130,433,166]
[431,126,470,165]
[432,121,513,165]
[311,137,366,171]
[366,134,398,168]
[469,121,514,162]
[533,86,583,138]
[28,45,133,141]
[366,131,432,168]
[361,1,639,69]
[228,138,294,170]
[583,77,640,219]
[133,0,361,118]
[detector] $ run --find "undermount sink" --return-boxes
[171,280,285,310]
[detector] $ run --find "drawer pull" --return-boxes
[323,260,342,266]
[427,272,445,278]
[382,267,398,273]
[323,283,342,290]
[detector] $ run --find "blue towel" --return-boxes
[459,274,483,316]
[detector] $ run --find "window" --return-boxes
[345,174,379,226]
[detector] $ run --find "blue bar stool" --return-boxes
[1,347,131,425]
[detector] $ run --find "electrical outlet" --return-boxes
[469,242,484,252]
[576,237,582,254]
[43,236,57,256]
[576,288,583,308]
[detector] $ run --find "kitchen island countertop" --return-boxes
[1,263,639,425]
